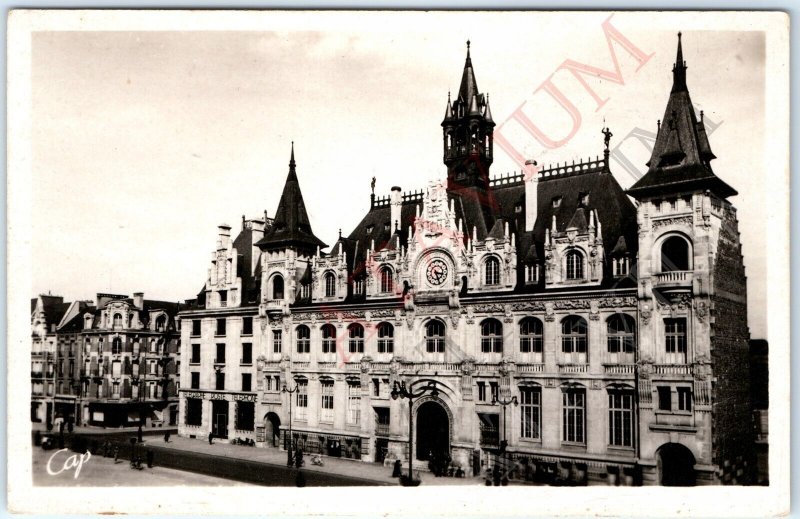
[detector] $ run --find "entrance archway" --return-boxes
[265,412,281,447]
[657,443,696,486]
[416,401,450,461]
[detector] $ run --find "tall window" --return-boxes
[657,386,672,411]
[272,275,284,300]
[321,324,337,354]
[215,343,226,364]
[562,387,586,444]
[348,324,364,353]
[485,257,500,285]
[325,272,336,297]
[566,250,584,280]
[272,330,282,353]
[191,320,201,337]
[296,379,308,420]
[191,344,200,364]
[241,343,252,365]
[155,315,167,332]
[296,325,311,354]
[665,318,687,363]
[607,314,636,363]
[242,317,253,335]
[320,379,334,422]
[380,267,394,294]
[216,318,226,336]
[425,320,446,353]
[215,371,225,390]
[519,318,544,359]
[520,386,542,440]
[112,337,122,355]
[347,382,361,425]
[377,322,394,354]
[190,372,200,389]
[608,390,634,447]
[677,387,692,412]
[241,373,252,392]
[561,316,588,363]
[480,319,503,353]
[113,313,123,329]
[235,402,255,431]
[661,236,691,272]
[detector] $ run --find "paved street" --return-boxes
[32,446,252,487]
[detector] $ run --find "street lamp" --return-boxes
[281,382,298,467]
[391,379,439,485]
[491,393,518,474]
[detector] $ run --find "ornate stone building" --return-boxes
[177,35,754,485]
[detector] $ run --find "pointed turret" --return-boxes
[442,92,454,124]
[256,143,328,252]
[628,34,736,199]
[458,40,479,105]
[483,93,495,125]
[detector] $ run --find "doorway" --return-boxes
[212,400,229,439]
[657,443,696,486]
[265,412,281,447]
[416,401,449,461]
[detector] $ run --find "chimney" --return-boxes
[133,292,144,309]
[524,160,539,232]
[390,187,402,234]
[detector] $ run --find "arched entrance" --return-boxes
[265,412,281,447]
[657,443,696,486]
[416,401,449,461]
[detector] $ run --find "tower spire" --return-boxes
[289,141,296,172]
[671,32,687,93]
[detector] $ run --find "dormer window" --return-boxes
[155,315,167,332]
[579,192,589,206]
[353,278,364,296]
[484,257,500,286]
[525,265,539,284]
[112,313,123,330]
[366,225,374,235]
[324,272,336,298]
[552,197,562,208]
[515,204,523,214]
[565,250,584,280]
[614,258,629,277]
[384,223,391,232]
[219,290,228,307]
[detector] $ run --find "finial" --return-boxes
[700,110,704,122]
[602,124,613,152]
[289,141,296,169]
[371,176,376,195]
[657,119,661,131]
[466,39,470,50]
[338,228,342,239]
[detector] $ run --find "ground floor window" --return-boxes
[520,386,541,440]
[186,398,202,426]
[235,401,255,431]
[562,387,585,444]
[608,390,634,447]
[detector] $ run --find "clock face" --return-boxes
[425,259,449,286]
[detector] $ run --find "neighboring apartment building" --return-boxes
[31,292,183,428]
[177,35,755,485]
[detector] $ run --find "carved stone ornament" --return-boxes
[695,300,708,323]
[589,300,600,321]
[405,311,415,329]
[460,356,476,375]
[499,358,515,376]
[544,302,556,322]
[640,303,652,325]
[651,215,693,231]
[693,353,712,380]
[256,355,267,371]
[637,355,654,380]
[591,380,602,390]
[449,310,460,329]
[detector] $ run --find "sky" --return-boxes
[29,12,767,337]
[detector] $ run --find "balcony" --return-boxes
[479,427,499,447]
[653,364,692,377]
[558,363,589,374]
[517,363,544,373]
[375,423,390,437]
[603,364,635,376]
[652,270,693,291]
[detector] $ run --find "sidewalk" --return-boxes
[141,435,485,486]
[33,422,177,436]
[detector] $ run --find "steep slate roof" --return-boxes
[330,156,638,295]
[628,34,737,199]
[38,295,71,328]
[256,144,327,252]
[233,225,264,305]
[458,41,480,106]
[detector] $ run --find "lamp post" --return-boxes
[281,382,298,467]
[491,393,518,474]
[391,380,439,484]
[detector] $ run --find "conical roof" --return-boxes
[611,235,629,256]
[458,41,479,104]
[628,33,736,199]
[256,143,328,251]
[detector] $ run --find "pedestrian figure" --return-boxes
[67,420,74,433]
[392,459,402,478]
[493,465,501,486]
[164,432,171,443]
[208,432,214,445]
[146,449,154,468]
[295,447,304,468]
[114,446,120,463]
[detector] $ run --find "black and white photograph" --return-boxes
[7,9,790,517]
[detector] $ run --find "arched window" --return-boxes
[325,272,336,298]
[485,257,500,285]
[565,250,584,280]
[113,313,123,329]
[321,324,337,354]
[561,316,588,363]
[661,236,691,272]
[348,323,364,353]
[377,322,394,354]
[519,317,544,356]
[272,275,284,300]
[607,314,636,361]
[296,325,310,354]
[380,266,394,294]
[480,318,503,353]
[155,315,167,332]
[112,337,122,355]
[425,320,446,353]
